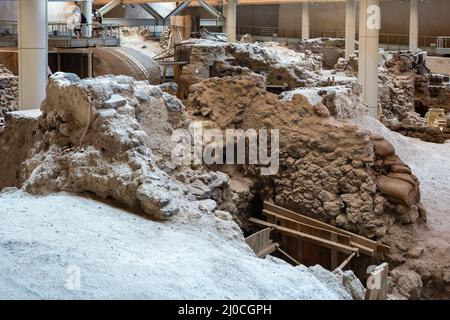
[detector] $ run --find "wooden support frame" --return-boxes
[263,202,390,258]
[249,218,359,255]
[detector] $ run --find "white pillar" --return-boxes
[226,0,236,43]
[358,0,380,118]
[19,0,48,110]
[82,0,93,38]
[301,2,310,40]
[345,0,356,58]
[409,0,419,50]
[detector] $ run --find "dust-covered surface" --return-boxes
[0,189,361,300]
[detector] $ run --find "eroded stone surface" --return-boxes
[185,75,425,239]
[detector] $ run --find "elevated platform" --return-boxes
[48,37,120,49]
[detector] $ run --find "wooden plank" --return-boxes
[350,241,374,256]
[264,201,389,254]
[276,246,301,265]
[245,227,272,255]
[256,242,278,258]
[262,209,351,246]
[248,218,359,255]
[330,233,338,270]
[263,207,374,257]
[337,252,356,270]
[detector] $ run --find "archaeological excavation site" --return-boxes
[0,0,450,304]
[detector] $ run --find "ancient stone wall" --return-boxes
[0,64,19,127]
[185,75,425,239]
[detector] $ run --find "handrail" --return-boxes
[0,21,18,37]
[437,36,450,49]
[236,24,442,50]
[47,22,120,39]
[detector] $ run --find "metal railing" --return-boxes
[0,20,18,38]
[136,25,170,38]
[437,36,450,55]
[437,36,450,49]
[236,24,441,51]
[48,22,120,39]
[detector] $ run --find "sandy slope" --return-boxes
[0,190,354,300]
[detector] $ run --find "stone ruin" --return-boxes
[0,64,18,128]
[334,49,450,134]
[185,75,425,240]
[293,37,346,70]
[176,39,323,97]
[0,69,447,298]
[0,71,426,241]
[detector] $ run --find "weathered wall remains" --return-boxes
[186,75,426,239]
[0,64,18,126]
[0,73,230,220]
[0,110,42,190]
[177,40,323,97]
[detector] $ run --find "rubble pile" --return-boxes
[186,75,425,239]
[334,54,358,77]
[0,64,19,127]
[177,39,323,96]
[293,38,346,69]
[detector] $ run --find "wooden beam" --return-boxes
[276,245,301,265]
[248,218,359,255]
[262,209,352,246]
[263,202,389,256]
[337,252,356,270]
[257,242,278,258]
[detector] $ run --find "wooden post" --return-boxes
[87,52,93,78]
[365,263,389,300]
[330,233,338,270]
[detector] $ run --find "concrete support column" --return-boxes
[19,0,48,110]
[301,2,310,40]
[82,0,93,38]
[358,0,380,118]
[226,0,236,42]
[409,0,419,50]
[222,4,228,34]
[345,0,356,58]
